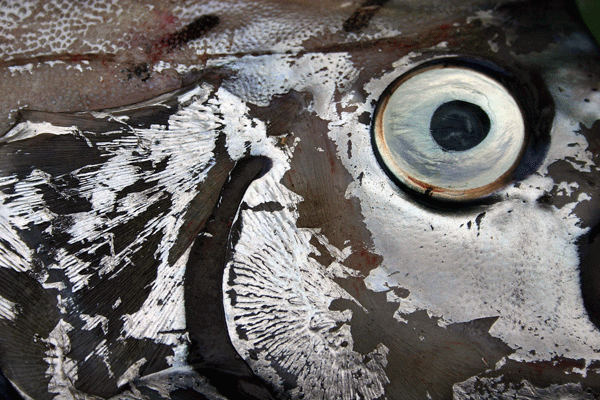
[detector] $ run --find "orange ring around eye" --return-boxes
[372,59,528,202]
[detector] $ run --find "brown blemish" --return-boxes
[358,111,371,126]
[247,91,308,138]
[282,118,380,273]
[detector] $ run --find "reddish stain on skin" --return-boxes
[357,249,380,268]
[526,358,587,375]
[153,10,180,31]
[68,54,86,63]
[0,52,117,68]
[428,22,461,48]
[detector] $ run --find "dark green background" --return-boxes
[577,0,600,44]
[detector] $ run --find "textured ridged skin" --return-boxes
[1,0,600,399]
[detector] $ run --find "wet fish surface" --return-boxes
[1,0,600,399]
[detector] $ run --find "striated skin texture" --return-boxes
[2,0,600,399]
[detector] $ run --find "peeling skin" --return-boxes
[1,0,600,399]
[44,320,78,399]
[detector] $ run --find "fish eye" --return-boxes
[372,57,546,202]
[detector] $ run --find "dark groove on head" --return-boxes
[185,155,278,400]
[150,14,220,56]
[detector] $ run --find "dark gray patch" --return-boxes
[347,139,352,159]
[579,223,600,331]
[124,63,151,82]
[39,174,93,214]
[537,191,555,206]
[244,201,285,213]
[358,111,371,126]
[0,367,23,400]
[494,0,581,56]
[247,91,309,138]
[343,0,390,32]
[392,287,409,298]
[475,212,486,230]
[0,133,107,181]
[227,288,238,307]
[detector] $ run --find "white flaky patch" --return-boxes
[117,358,146,388]
[44,320,79,399]
[453,376,596,399]
[0,171,57,275]
[222,53,359,119]
[0,83,229,394]
[215,88,267,160]
[0,121,78,144]
[225,175,390,400]
[0,295,18,321]
[80,314,109,335]
[220,56,390,398]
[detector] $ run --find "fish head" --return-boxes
[1,0,600,399]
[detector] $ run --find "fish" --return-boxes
[1,0,600,399]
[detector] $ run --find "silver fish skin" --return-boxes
[1,0,600,399]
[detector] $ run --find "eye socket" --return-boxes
[372,58,538,202]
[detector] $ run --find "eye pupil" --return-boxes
[430,100,491,152]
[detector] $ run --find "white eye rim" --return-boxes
[373,62,527,202]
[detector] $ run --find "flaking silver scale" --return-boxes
[2,0,600,399]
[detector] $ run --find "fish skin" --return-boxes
[0,0,504,136]
[1,0,600,399]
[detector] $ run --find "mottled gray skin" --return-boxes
[1,1,600,399]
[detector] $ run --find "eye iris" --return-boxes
[430,100,491,152]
